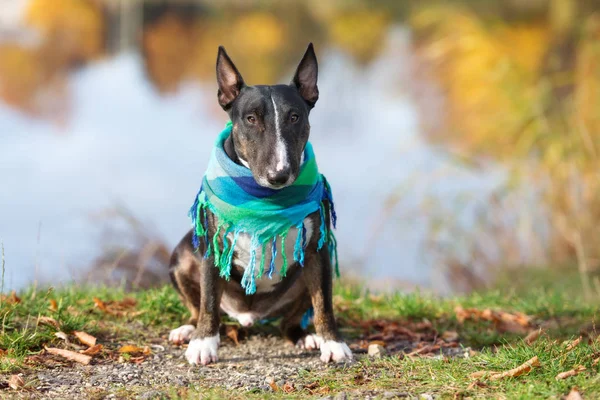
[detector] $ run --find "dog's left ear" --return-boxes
[291,43,319,108]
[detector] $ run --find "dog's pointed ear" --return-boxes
[216,46,245,109]
[291,43,319,107]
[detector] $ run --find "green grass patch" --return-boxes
[1,281,599,398]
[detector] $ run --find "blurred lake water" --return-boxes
[0,1,502,292]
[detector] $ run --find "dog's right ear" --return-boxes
[216,46,245,109]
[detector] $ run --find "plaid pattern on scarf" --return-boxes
[189,121,338,295]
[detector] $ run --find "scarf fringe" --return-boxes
[188,177,339,295]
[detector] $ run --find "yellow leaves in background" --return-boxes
[575,15,600,146]
[0,0,102,117]
[230,13,285,56]
[227,13,287,84]
[143,11,288,92]
[0,44,42,113]
[411,6,550,160]
[26,0,104,63]
[143,14,195,93]
[328,9,389,64]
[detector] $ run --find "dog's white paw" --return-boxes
[320,340,353,363]
[297,334,324,350]
[185,335,220,365]
[169,325,195,345]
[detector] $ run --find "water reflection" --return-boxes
[0,1,499,292]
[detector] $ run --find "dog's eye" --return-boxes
[246,115,256,124]
[290,114,299,123]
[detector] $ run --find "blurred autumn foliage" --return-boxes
[0,0,103,117]
[410,0,600,296]
[0,0,392,107]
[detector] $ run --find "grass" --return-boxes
[1,280,599,399]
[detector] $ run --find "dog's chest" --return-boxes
[227,218,314,292]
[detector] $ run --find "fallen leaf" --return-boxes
[0,349,6,357]
[282,382,295,393]
[466,380,488,390]
[455,306,532,332]
[54,331,69,342]
[556,366,586,380]
[225,325,239,346]
[407,344,440,357]
[565,337,582,352]
[93,297,108,312]
[1,291,21,305]
[524,329,542,345]
[38,316,60,329]
[45,347,91,365]
[470,371,498,379]
[442,331,459,342]
[368,340,387,347]
[565,387,584,400]
[118,345,150,355]
[592,357,599,366]
[74,331,97,347]
[8,375,24,390]
[488,356,540,380]
[49,299,58,312]
[80,344,103,356]
[93,297,139,317]
[269,380,279,392]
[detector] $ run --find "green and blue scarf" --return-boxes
[189,121,338,295]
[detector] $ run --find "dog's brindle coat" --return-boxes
[168,44,352,365]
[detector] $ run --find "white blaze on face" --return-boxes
[271,96,290,172]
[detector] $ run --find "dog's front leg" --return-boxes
[185,257,224,365]
[303,248,352,363]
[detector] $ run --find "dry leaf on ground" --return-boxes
[565,337,582,352]
[556,366,586,380]
[442,331,459,342]
[524,329,542,345]
[268,380,279,392]
[54,331,69,342]
[225,325,239,346]
[45,347,91,365]
[38,316,60,329]
[1,291,21,305]
[8,375,25,390]
[454,306,532,334]
[592,357,599,366]
[466,380,488,390]
[80,344,103,356]
[74,331,97,347]
[48,299,58,312]
[93,297,143,317]
[470,371,498,379]
[282,382,295,393]
[565,387,584,400]
[118,345,151,355]
[489,356,540,380]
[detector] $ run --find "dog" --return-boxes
[167,43,352,365]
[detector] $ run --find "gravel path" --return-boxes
[6,323,466,399]
[9,334,348,399]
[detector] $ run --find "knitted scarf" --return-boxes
[189,121,338,295]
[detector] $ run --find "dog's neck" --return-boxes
[224,136,242,166]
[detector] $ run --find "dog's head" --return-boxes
[216,44,319,189]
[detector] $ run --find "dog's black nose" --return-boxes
[266,169,290,186]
